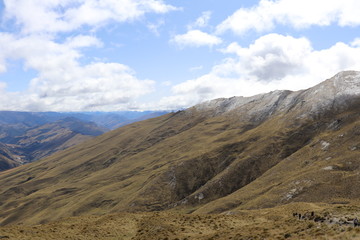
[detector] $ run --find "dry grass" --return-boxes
[2,202,360,239]
[0,97,359,229]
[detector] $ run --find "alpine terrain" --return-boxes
[0,111,167,171]
[0,117,107,171]
[1,71,360,239]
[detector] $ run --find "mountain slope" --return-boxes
[0,144,22,171]
[3,202,360,240]
[0,71,359,226]
[12,117,107,162]
[0,118,107,169]
[0,111,167,171]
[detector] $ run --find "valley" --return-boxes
[0,111,167,171]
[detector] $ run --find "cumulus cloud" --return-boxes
[65,35,103,48]
[171,30,222,48]
[221,34,312,81]
[351,38,360,47]
[0,0,177,111]
[216,0,360,35]
[171,11,221,49]
[157,34,360,109]
[29,63,155,111]
[3,0,179,34]
[0,34,155,111]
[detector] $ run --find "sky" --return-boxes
[0,0,360,112]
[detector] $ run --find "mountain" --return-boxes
[76,111,169,130]
[0,111,167,171]
[0,111,50,126]
[0,117,107,171]
[0,111,168,133]
[0,112,51,144]
[0,71,359,226]
[0,144,22,171]
[11,117,107,162]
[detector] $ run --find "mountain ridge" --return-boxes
[194,71,360,119]
[0,71,359,226]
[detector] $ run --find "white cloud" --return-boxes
[156,34,360,109]
[0,64,6,73]
[0,33,14,73]
[222,34,312,81]
[171,30,222,48]
[351,38,360,47]
[28,62,155,111]
[171,11,219,49]
[188,11,212,29]
[0,34,155,111]
[3,0,179,34]
[65,35,103,48]
[0,0,178,111]
[216,0,360,35]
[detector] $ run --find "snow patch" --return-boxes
[349,146,357,151]
[195,192,204,200]
[283,180,313,201]
[320,141,330,150]
[284,188,299,201]
[323,166,334,171]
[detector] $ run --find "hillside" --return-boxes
[11,117,107,162]
[2,202,360,239]
[0,71,359,226]
[0,117,107,171]
[0,111,167,171]
[0,144,21,171]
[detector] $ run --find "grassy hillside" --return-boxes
[196,105,360,214]
[0,118,107,171]
[0,154,19,172]
[0,143,22,171]
[1,202,360,239]
[0,72,359,228]
[13,117,107,161]
[0,111,167,171]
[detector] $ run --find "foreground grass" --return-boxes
[1,203,360,240]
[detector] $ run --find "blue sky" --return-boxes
[0,0,360,111]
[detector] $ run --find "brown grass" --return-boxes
[2,202,360,239]
[0,96,359,229]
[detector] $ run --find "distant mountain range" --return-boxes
[0,71,359,226]
[0,110,169,130]
[0,111,168,171]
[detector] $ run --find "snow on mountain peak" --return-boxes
[192,71,360,120]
